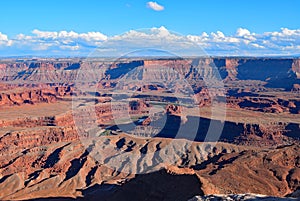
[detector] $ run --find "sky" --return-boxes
[0,0,300,57]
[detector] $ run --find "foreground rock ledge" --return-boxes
[189,194,298,201]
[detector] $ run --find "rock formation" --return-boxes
[0,58,299,200]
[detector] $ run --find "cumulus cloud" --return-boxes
[147,1,164,11]
[30,29,107,41]
[32,29,58,39]
[0,32,13,47]
[0,27,300,56]
[10,30,107,56]
[236,28,251,37]
[266,28,300,37]
[0,32,9,41]
[97,26,203,57]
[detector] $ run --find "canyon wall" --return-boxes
[1,58,299,87]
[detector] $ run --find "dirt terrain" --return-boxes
[0,58,299,200]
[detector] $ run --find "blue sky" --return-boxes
[0,0,300,56]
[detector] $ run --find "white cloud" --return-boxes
[147,1,164,11]
[98,26,202,57]
[32,29,58,39]
[0,32,13,47]
[150,26,170,37]
[58,30,78,38]
[235,28,256,43]
[267,28,300,37]
[60,44,80,50]
[32,43,54,51]
[31,29,108,41]
[1,27,300,56]
[236,28,251,37]
[182,27,300,55]
[79,32,108,41]
[251,43,265,49]
[110,26,179,42]
[0,32,9,41]
[16,33,32,40]
[8,30,107,55]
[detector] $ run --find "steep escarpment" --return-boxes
[0,135,298,200]
[217,58,300,86]
[1,58,300,94]
[0,136,242,200]
[195,143,300,196]
[0,89,57,106]
[145,58,300,89]
[142,113,298,146]
[0,60,107,84]
[227,96,300,114]
[0,86,74,107]
[0,126,79,154]
[292,59,300,78]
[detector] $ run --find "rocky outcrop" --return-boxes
[166,104,182,115]
[0,90,57,106]
[0,86,75,107]
[0,135,298,200]
[226,95,300,114]
[189,194,297,201]
[292,59,300,78]
[0,60,107,84]
[0,126,79,154]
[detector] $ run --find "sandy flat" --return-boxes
[0,101,72,121]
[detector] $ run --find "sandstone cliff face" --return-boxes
[0,126,79,154]
[0,61,107,84]
[105,58,300,94]
[0,135,298,200]
[227,96,300,114]
[0,86,75,107]
[1,58,300,91]
[224,58,240,80]
[292,59,300,78]
[0,62,28,81]
[196,143,300,196]
[0,90,57,106]
[210,58,300,91]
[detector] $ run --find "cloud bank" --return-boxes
[147,1,165,11]
[0,27,300,57]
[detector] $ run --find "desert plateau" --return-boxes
[0,57,299,200]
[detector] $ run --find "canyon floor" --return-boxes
[0,57,299,200]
